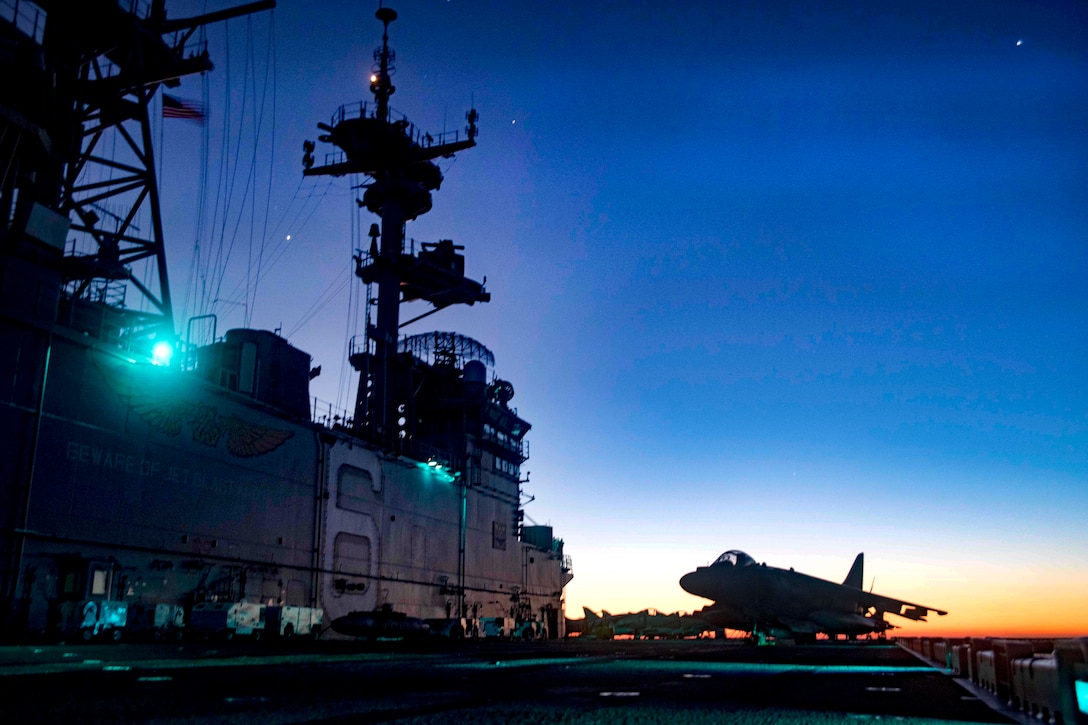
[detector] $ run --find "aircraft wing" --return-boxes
[859,590,947,621]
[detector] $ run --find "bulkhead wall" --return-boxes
[320,438,558,627]
[20,336,321,628]
[322,440,466,624]
[7,333,568,640]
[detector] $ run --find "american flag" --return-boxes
[162,94,205,122]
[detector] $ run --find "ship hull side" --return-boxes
[10,335,321,639]
[4,334,568,641]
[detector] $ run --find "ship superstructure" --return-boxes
[0,2,570,642]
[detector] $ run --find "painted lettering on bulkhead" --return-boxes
[64,440,242,496]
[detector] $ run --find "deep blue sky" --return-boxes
[159,0,1088,634]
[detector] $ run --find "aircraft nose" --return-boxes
[679,570,706,597]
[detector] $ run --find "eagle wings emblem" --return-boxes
[101,361,295,458]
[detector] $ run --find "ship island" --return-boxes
[0,0,572,644]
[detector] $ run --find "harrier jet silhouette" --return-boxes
[680,550,946,642]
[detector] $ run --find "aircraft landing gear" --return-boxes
[747,626,769,646]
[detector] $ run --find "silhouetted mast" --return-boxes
[372,7,396,122]
[303,7,485,446]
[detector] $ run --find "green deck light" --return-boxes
[416,459,457,483]
[151,341,174,366]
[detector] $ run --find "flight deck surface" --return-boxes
[0,639,1016,724]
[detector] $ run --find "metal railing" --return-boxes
[328,101,469,150]
[311,396,353,429]
[481,426,526,459]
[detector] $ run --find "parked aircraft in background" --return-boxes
[679,550,947,642]
[571,608,713,639]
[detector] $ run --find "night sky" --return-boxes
[157,0,1088,636]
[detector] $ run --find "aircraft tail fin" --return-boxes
[843,553,864,589]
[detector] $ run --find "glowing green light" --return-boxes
[151,341,174,366]
[415,461,457,483]
[1076,679,1087,715]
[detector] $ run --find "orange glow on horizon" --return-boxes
[564,579,1088,641]
[564,595,1088,640]
[894,618,1088,641]
[560,545,1088,642]
[564,597,1086,641]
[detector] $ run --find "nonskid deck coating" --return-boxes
[0,639,1015,724]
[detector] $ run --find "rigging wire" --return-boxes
[236,14,270,328]
[204,21,233,320]
[243,16,258,327]
[209,11,353,330]
[210,16,253,322]
[172,5,281,344]
[279,188,366,343]
[191,0,217,329]
[192,35,214,326]
[336,178,362,413]
[283,268,350,338]
[248,9,277,328]
[220,176,337,308]
[176,11,211,334]
[161,9,362,418]
[200,13,274,332]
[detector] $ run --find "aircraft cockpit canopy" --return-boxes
[713,550,756,568]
